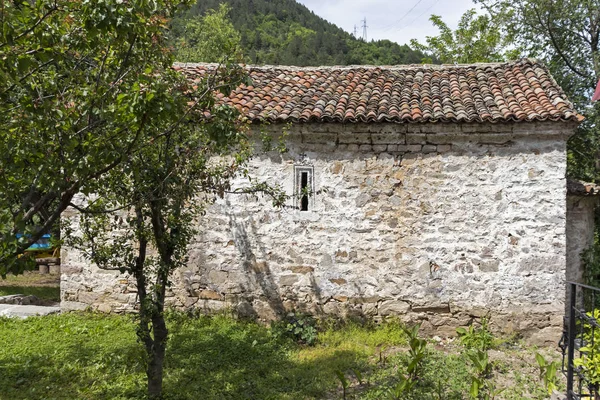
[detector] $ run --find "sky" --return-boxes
[295,0,481,46]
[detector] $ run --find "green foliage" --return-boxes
[1,314,555,399]
[476,0,600,181]
[466,349,504,399]
[176,3,242,63]
[0,312,407,399]
[335,369,349,400]
[271,312,318,346]
[403,324,428,381]
[582,238,600,288]
[535,352,560,394]
[457,319,504,400]
[411,9,520,64]
[0,0,196,276]
[68,60,286,395]
[386,374,417,399]
[573,309,600,388]
[0,271,60,302]
[0,285,59,302]
[456,318,495,352]
[170,0,428,66]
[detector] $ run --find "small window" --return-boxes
[294,165,314,211]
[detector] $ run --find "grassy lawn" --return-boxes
[0,312,560,400]
[0,271,60,303]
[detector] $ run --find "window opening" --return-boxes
[301,171,309,211]
[294,165,314,211]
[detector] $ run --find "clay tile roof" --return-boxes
[173,59,583,124]
[567,179,600,196]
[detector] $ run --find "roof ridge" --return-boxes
[173,58,541,71]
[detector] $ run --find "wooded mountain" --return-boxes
[170,0,428,66]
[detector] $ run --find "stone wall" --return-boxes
[61,122,575,344]
[566,195,598,283]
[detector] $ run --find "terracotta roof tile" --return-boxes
[567,179,600,196]
[173,59,583,124]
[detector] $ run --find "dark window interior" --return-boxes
[301,171,309,211]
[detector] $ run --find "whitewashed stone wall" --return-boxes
[62,122,576,343]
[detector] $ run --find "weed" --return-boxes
[456,317,495,351]
[335,369,349,399]
[535,352,560,394]
[270,312,318,345]
[351,367,364,385]
[386,374,416,399]
[467,349,496,399]
[403,323,428,381]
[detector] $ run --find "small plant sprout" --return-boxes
[335,369,349,400]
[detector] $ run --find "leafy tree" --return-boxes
[1,3,275,396]
[0,0,196,276]
[67,66,287,397]
[410,8,520,64]
[474,0,600,180]
[176,3,242,62]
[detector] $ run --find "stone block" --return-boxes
[406,134,427,144]
[279,275,299,286]
[338,133,371,144]
[378,300,410,315]
[302,133,337,144]
[208,270,228,285]
[252,300,281,321]
[61,301,89,311]
[411,303,451,313]
[290,266,314,274]
[98,303,112,313]
[478,259,500,272]
[527,326,563,346]
[333,295,349,303]
[199,290,222,300]
[372,133,406,144]
[362,302,378,316]
[78,291,101,304]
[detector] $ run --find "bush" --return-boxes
[270,312,318,345]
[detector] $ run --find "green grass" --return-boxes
[0,271,60,302]
[0,312,556,400]
[0,313,399,400]
[0,285,60,301]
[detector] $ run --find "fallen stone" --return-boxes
[0,294,42,306]
[550,390,566,400]
[0,304,60,318]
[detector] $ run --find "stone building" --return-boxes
[62,59,588,343]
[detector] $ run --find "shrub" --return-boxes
[270,312,318,345]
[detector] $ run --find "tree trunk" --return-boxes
[147,312,168,399]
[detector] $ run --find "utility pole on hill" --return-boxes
[361,17,368,41]
[353,24,358,37]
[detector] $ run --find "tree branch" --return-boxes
[0,5,59,48]
[534,4,590,78]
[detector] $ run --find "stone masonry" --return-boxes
[62,121,576,344]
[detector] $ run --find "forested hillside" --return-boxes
[171,0,428,66]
